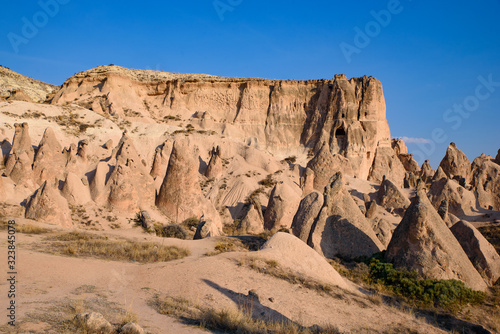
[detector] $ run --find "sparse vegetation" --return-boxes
[0,221,50,234]
[41,231,190,263]
[259,174,277,188]
[150,295,341,334]
[478,225,500,254]
[282,155,297,164]
[206,237,266,256]
[163,224,189,239]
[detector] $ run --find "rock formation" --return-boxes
[156,139,221,228]
[150,147,162,179]
[299,167,315,196]
[420,160,435,184]
[237,198,265,235]
[32,127,65,184]
[439,143,471,183]
[428,176,475,217]
[368,145,406,187]
[306,142,353,191]
[450,221,500,286]
[291,191,324,243]
[263,182,301,231]
[308,172,384,259]
[471,153,500,211]
[194,216,221,239]
[5,123,34,175]
[61,172,92,205]
[403,172,418,188]
[205,146,223,179]
[377,176,410,215]
[6,150,34,187]
[25,180,72,228]
[51,67,391,180]
[385,183,487,291]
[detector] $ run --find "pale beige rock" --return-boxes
[291,191,324,243]
[61,172,92,205]
[308,172,383,259]
[25,180,72,228]
[432,166,447,182]
[398,154,420,174]
[74,312,113,334]
[7,150,34,186]
[76,139,88,163]
[368,146,405,187]
[451,220,500,286]
[377,176,410,215]
[471,154,500,211]
[150,147,162,179]
[403,172,418,188]
[264,182,301,231]
[300,167,315,196]
[5,122,34,175]
[307,142,354,191]
[372,218,393,247]
[32,127,65,184]
[439,142,471,183]
[120,322,145,334]
[205,146,223,179]
[420,160,435,184]
[103,139,113,150]
[237,198,264,235]
[156,139,221,228]
[194,216,221,239]
[259,232,356,292]
[391,138,408,155]
[385,185,487,291]
[428,177,475,217]
[90,161,109,202]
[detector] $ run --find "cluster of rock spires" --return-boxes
[1,65,500,292]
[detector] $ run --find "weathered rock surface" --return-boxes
[120,322,145,334]
[5,123,34,175]
[471,153,500,211]
[377,176,410,215]
[428,177,475,217]
[420,160,435,184]
[237,198,264,235]
[194,216,221,239]
[32,127,65,184]
[306,142,353,191]
[0,65,58,103]
[259,232,356,292]
[264,182,301,231]
[368,145,406,187]
[385,184,487,291]
[451,221,500,286]
[61,172,92,205]
[308,172,384,259]
[439,143,471,184]
[403,172,418,188]
[73,312,113,334]
[300,166,315,196]
[291,191,324,243]
[205,145,223,179]
[156,139,221,228]
[52,66,391,180]
[25,180,72,228]
[6,150,34,186]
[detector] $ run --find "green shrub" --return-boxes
[163,224,189,240]
[367,258,485,309]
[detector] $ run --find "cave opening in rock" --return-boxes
[335,127,346,137]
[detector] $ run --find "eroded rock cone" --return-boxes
[471,153,500,211]
[156,139,222,228]
[76,139,88,163]
[300,167,315,196]
[308,172,383,259]
[439,142,471,183]
[391,138,408,156]
[368,145,406,188]
[264,182,301,231]
[7,122,34,163]
[25,179,72,228]
[205,145,223,179]
[398,154,420,174]
[7,150,34,186]
[194,216,221,239]
[372,218,393,247]
[428,177,475,217]
[32,127,65,184]
[385,184,487,291]
[291,191,324,243]
[150,147,162,179]
[495,149,500,165]
[451,221,500,286]
[432,166,447,183]
[365,200,377,219]
[377,176,410,215]
[90,161,109,202]
[237,198,264,234]
[403,172,418,188]
[105,133,155,211]
[420,160,435,184]
[61,172,92,205]
[307,142,353,191]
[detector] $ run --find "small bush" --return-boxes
[367,258,485,310]
[182,217,199,230]
[163,224,189,240]
[282,156,297,164]
[258,175,277,188]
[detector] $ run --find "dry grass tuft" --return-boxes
[0,221,50,234]
[150,294,342,334]
[41,231,190,263]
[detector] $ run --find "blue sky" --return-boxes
[1,0,499,167]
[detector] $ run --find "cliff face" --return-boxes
[0,65,59,103]
[50,66,390,178]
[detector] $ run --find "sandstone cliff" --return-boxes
[50,65,391,179]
